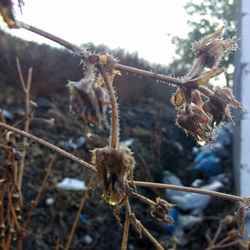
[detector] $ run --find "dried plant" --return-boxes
[0,7,249,250]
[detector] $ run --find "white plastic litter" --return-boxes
[56,178,86,191]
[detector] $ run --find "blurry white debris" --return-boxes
[46,197,55,206]
[58,137,86,150]
[120,138,134,147]
[82,234,93,244]
[178,215,202,229]
[214,127,232,146]
[164,171,224,215]
[191,179,204,188]
[0,109,14,121]
[56,178,86,191]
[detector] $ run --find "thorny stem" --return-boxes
[64,178,96,250]
[133,181,244,202]
[0,123,246,203]
[130,214,164,250]
[16,58,33,191]
[97,64,119,148]
[132,192,156,206]
[0,122,97,173]
[121,202,130,250]
[17,21,182,87]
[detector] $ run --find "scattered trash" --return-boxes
[178,214,202,229]
[82,234,93,245]
[120,138,134,147]
[0,109,14,121]
[194,149,221,177]
[58,137,86,150]
[46,197,55,206]
[164,171,224,215]
[165,207,178,233]
[56,178,86,191]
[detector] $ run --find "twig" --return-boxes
[133,181,244,202]
[17,21,183,87]
[64,178,96,250]
[0,122,97,173]
[23,158,54,230]
[0,123,245,203]
[130,213,164,250]
[121,202,130,250]
[97,64,119,148]
[16,58,33,190]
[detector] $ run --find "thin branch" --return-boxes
[0,122,97,173]
[16,58,33,190]
[64,178,96,250]
[97,64,119,148]
[23,158,54,230]
[130,213,164,250]
[17,21,183,87]
[133,181,244,202]
[121,202,130,250]
[0,123,245,203]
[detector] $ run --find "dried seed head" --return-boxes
[91,146,135,205]
[192,26,238,68]
[150,197,175,225]
[171,87,191,107]
[0,0,17,28]
[67,75,110,127]
[176,104,214,144]
[202,86,242,127]
[192,90,203,108]
[235,205,246,235]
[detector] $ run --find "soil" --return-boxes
[0,81,240,250]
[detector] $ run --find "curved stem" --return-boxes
[97,64,119,148]
[0,122,97,173]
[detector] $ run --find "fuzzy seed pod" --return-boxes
[192,27,238,68]
[91,146,135,205]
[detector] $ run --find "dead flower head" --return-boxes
[192,26,238,68]
[150,197,175,225]
[202,86,242,127]
[91,145,135,206]
[67,62,110,127]
[176,103,214,144]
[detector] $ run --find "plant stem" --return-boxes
[64,178,95,250]
[16,58,33,191]
[0,122,246,203]
[133,181,243,202]
[97,65,119,148]
[0,122,97,173]
[18,21,183,86]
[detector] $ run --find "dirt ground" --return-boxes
[0,81,240,250]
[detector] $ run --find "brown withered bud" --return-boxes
[91,146,135,205]
[0,0,17,28]
[67,77,110,128]
[202,86,242,127]
[192,26,238,68]
[171,87,192,107]
[235,204,246,235]
[176,104,214,144]
[150,197,175,225]
[192,90,204,108]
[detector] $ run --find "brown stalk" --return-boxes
[64,178,96,250]
[97,64,120,148]
[23,158,54,231]
[18,21,183,87]
[0,123,246,203]
[16,58,33,191]
[121,202,130,250]
[0,122,97,173]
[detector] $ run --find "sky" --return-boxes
[7,0,190,66]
